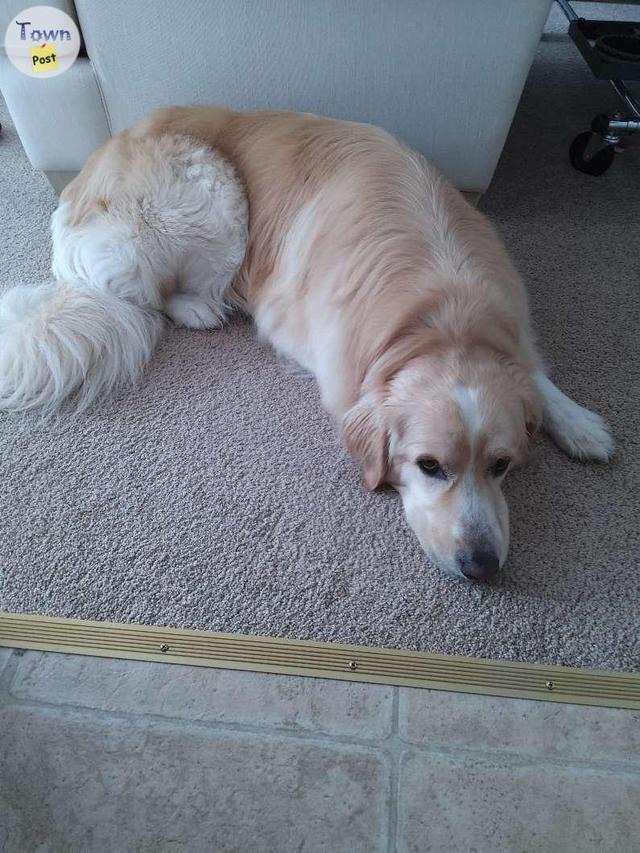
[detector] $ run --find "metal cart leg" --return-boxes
[557,0,640,174]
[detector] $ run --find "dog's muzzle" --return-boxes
[456,548,500,582]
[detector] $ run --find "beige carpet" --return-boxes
[1,32,639,671]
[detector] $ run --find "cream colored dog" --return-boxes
[0,106,613,581]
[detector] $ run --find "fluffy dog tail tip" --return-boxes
[0,281,163,416]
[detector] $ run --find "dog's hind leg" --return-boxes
[534,372,614,461]
[164,252,233,329]
[0,132,247,413]
[163,157,248,330]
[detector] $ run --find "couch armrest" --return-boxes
[0,54,110,171]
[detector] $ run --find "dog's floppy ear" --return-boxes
[505,360,543,446]
[525,397,543,441]
[342,391,389,490]
[520,373,543,442]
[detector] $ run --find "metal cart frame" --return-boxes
[557,0,640,174]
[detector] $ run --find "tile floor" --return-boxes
[0,648,638,852]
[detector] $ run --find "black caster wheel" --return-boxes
[569,131,615,176]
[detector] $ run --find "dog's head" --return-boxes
[343,351,541,581]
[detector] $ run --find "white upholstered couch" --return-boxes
[0,0,551,193]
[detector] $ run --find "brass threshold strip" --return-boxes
[1,612,638,709]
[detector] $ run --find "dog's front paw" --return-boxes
[536,374,614,462]
[551,402,614,462]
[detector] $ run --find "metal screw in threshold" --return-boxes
[545,680,554,690]
[160,643,170,653]
[347,659,358,671]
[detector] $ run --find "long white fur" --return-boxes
[0,106,615,580]
[534,372,614,462]
[0,134,247,414]
[453,386,483,444]
[0,111,613,470]
[0,282,162,413]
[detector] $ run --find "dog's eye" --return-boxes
[491,457,511,477]
[418,457,445,479]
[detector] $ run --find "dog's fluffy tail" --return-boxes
[0,281,163,414]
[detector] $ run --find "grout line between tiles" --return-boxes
[0,691,395,754]
[392,734,640,777]
[3,652,640,779]
[387,688,401,853]
[0,648,22,696]
[5,687,640,777]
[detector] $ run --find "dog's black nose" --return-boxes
[457,549,500,582]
